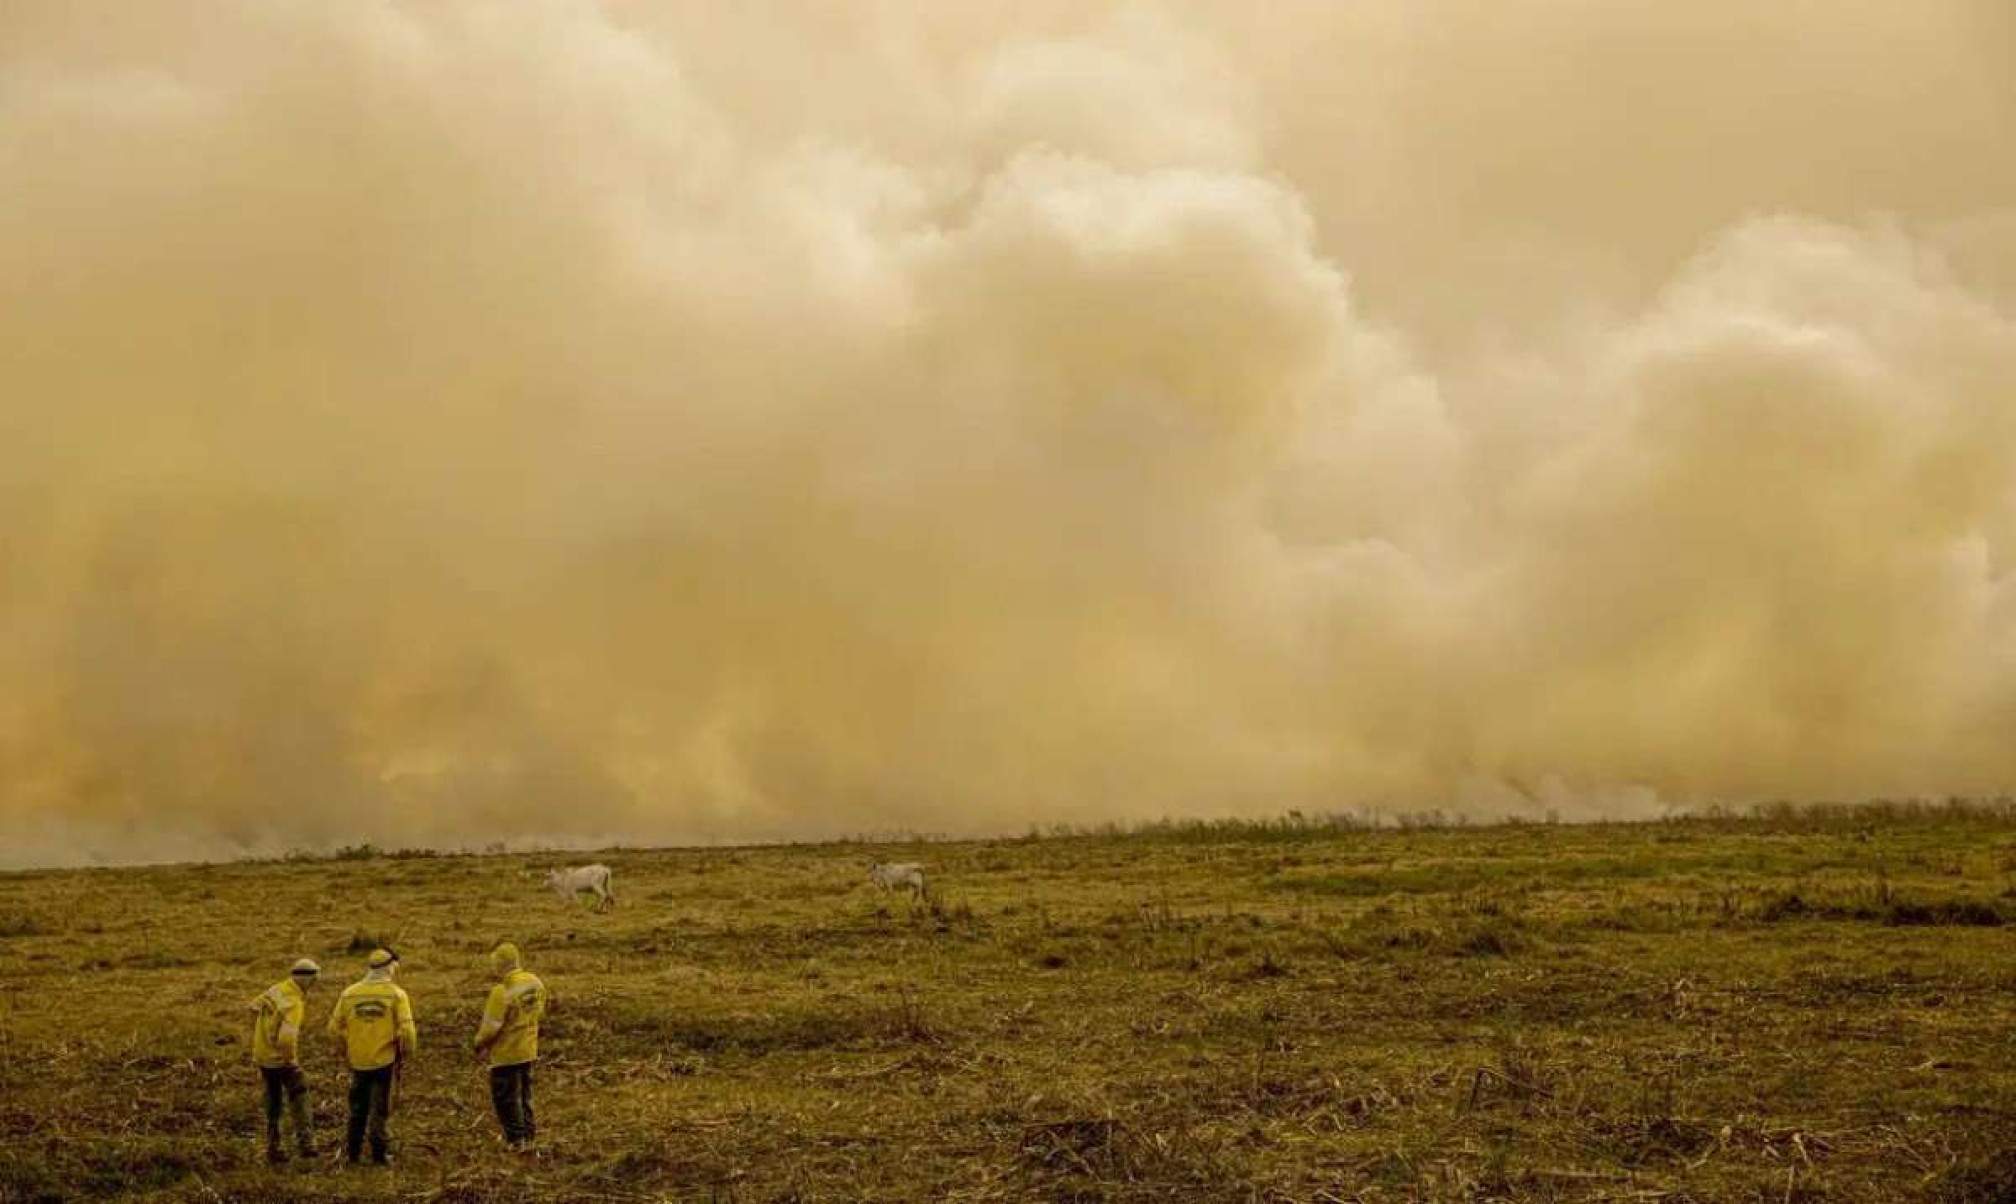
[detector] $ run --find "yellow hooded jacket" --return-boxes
[249,978,307,1068]
[327,970,417,1071]
[473,945,546,1068]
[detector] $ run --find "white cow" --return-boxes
[546,864,616,911]
[867,861,927,899]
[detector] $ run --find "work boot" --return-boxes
[265,1145,287,1165]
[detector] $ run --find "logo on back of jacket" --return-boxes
[356,1001,390,1020]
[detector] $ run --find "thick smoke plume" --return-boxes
[3,2,2013,864]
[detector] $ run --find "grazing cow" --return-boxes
[867,861,927,899]
[545,864,616,911]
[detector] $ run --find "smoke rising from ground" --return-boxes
[3,2,2013,864]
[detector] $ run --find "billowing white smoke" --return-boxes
[2,1,2012,864]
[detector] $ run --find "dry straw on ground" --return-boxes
[2,801,2014,1201]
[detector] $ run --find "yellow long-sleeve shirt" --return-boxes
[326,975,417,1071]
[473,969,546,1068]
[249,978,307,1068]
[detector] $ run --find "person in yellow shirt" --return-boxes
[325,948,417,1166]
[472,941,546,1149]
[248,958,320,1163]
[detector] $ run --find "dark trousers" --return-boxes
[488,1062,536,1146]
[344,1066,395,1163]
[260,1066,311,1153]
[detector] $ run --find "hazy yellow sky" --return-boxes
[3,1,2013,864]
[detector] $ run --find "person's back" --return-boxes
[485,967,546,1066]
[326,949,416,1164]
[330,976,415,1071]
[474,942,546,1149]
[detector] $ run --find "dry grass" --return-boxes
[3,805,2016,1201]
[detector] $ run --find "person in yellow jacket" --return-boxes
[472,941,546,1149]
[325,948,417,1165]
[248,958,321,1163]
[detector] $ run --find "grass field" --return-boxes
[3,804,2015,1202]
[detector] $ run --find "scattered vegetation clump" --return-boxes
[1031,808,1378,845]
[1883,897,2005,927]
[1746,887,2008,927]
[1450,917,1527,957]
[887,985,940,1045]
[387,846,446,860]
[339,929,399,954]
[1464,1038,1558,1113]
[1031,945,1071,970]
[0,910,49,938]
[1237,946,1293,979]
[1323,906,1534,960]
[1688,796,2016,832]
[1936,1149,2016,1204]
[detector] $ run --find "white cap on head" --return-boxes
[290,958,321,976]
